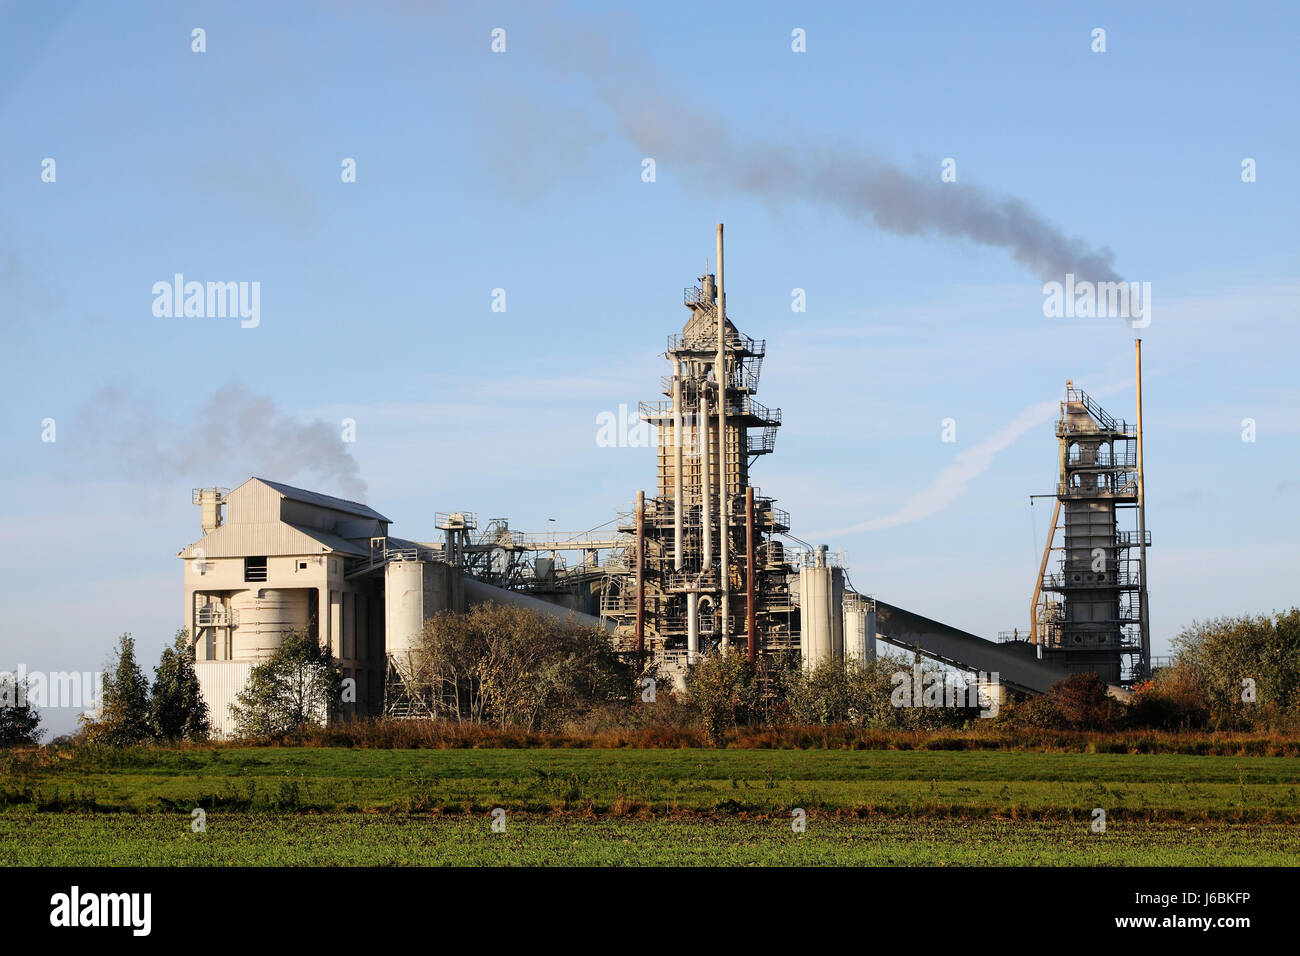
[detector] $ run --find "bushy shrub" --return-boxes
[1048,673,1122,730]
[1126,663,1209,730]
[688,648,761,746]
[411,604,635,731]
[760,652,979,730]
[1169,609,1300,728]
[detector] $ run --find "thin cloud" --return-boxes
[813,379,1135,538]
[810,397,1059,538]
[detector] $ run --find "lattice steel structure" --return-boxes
[600,225,803,676]
[1034,383,1150,684]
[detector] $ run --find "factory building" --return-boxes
[178,227,1154,732]
[179,483,610,733]
[180,479,405,733]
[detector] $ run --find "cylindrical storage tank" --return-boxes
[977,675,1007,712]
[799,565,834,668]
[231,588,311,660]
[843,604,868,664]
[830,568,845,661]
[385,560,425,682]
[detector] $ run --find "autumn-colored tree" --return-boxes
[1045,672,1121,730]
[1126,662,1209,729]
[1171,609,1300,726]
[413,604,632,730]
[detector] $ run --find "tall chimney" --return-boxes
[1135,339,1151,679]
[716,223,729,649]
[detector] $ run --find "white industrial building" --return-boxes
[181,479,426,734]
[179,478,595,735]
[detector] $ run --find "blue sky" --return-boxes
[2,0,1297,734]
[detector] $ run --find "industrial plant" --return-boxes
[179,226,1153,734]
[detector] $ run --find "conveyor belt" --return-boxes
[873,600,1071,695]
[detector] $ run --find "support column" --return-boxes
[746,486,756,663]
[1030,498,1061,646]
[635,490,645,659]
[701,388,712,573]
[865,599,877,662]
[672,357,683,572]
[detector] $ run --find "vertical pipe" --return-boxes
[635,490,645,658]
[864,599,877,662]
[1135,339,1151,680]
[672,357,683,572]
[701,387,712,573]
[716,223,729,649]
[746,486,756,662]
[687,591,699,662]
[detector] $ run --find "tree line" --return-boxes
[4,605,1297,747]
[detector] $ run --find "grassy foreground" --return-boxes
[3,746,1298,865]
[4,813,1298,866]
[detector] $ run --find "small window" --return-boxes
[244,556,268,582]
[298,561,308,571]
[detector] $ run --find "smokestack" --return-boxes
[717,223,729,650]
[1135,339,1151,679]
[672,356,683,572]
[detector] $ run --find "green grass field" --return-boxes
[3,747,1298,865]
[4,813,1297,866]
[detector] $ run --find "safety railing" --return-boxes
[1067,449,1138,467]
[747,429,777,454]
[195,606,236,627]
[1115,530,1152,547]
[1056,479,1138,498]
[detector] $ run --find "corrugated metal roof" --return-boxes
[334,517,386,540]
[177,521,369,558]
[287,524,369,557]
[250,477,390,522]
